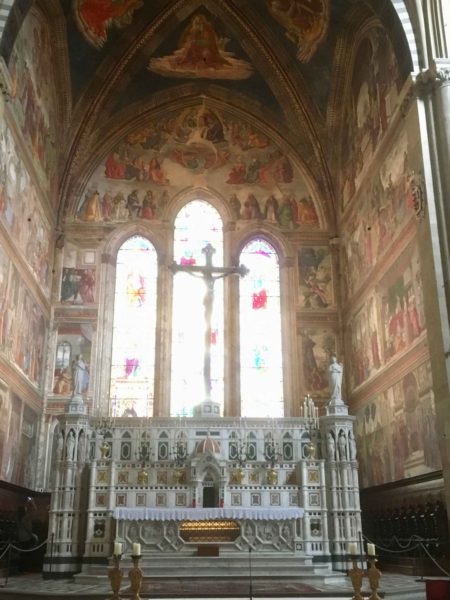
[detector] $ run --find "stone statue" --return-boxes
[349,431,357,460]
[338,431,347,461]
[328,354,343,404]
[327,432,335,460]
[72,354,89,396]
[66,430,75,461]
[77,431,86,462]
[55,432,64,461]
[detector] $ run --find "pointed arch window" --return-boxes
[239,239,284,417]
[110,236,158,417]
[170,200,224,416]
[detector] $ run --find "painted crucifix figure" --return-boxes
[169,243,248,402]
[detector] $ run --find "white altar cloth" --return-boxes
[113,507,304,521]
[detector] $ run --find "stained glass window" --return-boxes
[110,236,158,417]
[239,239,284,417]
[171,200,224,416]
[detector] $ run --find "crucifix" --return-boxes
[169,243,248,402]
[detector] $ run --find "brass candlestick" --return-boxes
[348,555,364,600]
[108,554,123,600]
[128,555,143,600]
[367,556,382,600]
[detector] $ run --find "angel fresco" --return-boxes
[73,0,144,49]
[148,14,253,80]
[266,0,329,62]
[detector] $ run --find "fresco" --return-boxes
[346,244,425,389]
[60,267,96,304]
[149,14,252,80]
[1,394,22,484]
[21,404,38,488]
[0,262,47,388]
[7,7,57,195]
[266,0,329,63]
[74,105,319,229]
[341,122,420,299]
[340,28,403,207]
[60,243,96,304]
[73,0,144,49]
[0,381,9,483]
[0,264,20,359]
[298,246,333,308]
[0,246,10,352]
[0,117,53,297]
[300,329,336,396]
[14,289,47,387]
[53,324,93,396]
[354,362,441,488]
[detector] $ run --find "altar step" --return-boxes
[77,553,345,585]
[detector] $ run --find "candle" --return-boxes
[367,543,376,556]
[348,542,357,555]
[132,542,141,555]
[114,542,122,556]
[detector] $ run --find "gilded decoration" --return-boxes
[157,470,168,485]
[118,471,129,484]
[266,468,278,485]
[286,470,297,484]
[137,470,148,485]
[172,468,186,485]
[307,469,319,483]
[229,468,245,485]
[97,470,108,484]
[249,471,260,484]
[180,520,240,543]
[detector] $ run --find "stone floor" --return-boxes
[0,572,428,599]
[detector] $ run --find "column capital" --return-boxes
[415,59,450,97]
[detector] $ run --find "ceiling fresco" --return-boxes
[0,0,412,223]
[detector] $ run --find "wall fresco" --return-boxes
[59,243,96,305]
[53,324,93,396]
[346,243,425,389]
[340,27,403,207]
[7,6,58,195]
[73,105,320,230]
[354,362,441,488]
[0,262,47,388]
[341,119,420,300]
[300,328,336,397]
[0,117,52,296]
[298,246,333,308]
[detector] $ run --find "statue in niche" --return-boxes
[338,431,347,461]
[66,431,75,461]
[349,431,357,460]
[327,432,335,460]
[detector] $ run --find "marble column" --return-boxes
[415,59,450,527]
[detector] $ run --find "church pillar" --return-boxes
[154,250,172,416]
[414,60,450,525]
[224,272,240,416]
[279,256,298,416]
